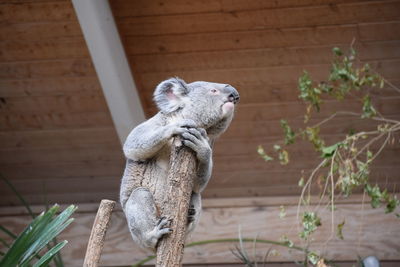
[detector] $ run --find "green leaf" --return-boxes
[32,241,67,267]
[280,120,296,145]
[1,174,34,218]
[0,225,17,239]
[362,94,377,118]
[0,205,76,267]
[298,177,305,187]
[321,143,340,158]
[279,206,286,219]
[299,211,321,240]
[279,235,293,247]
[279,150,289,165]
[305,127,325,151]
[385,196,399,214]
[298,71,322,112]
[21,205,76,264]
[332,47,343,56]
[336,220,345,240]
[307,251,320,265]
[273,144,281,151]
[367,150,373,161]
[257,146,274,162]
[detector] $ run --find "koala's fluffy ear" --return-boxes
[153,77,190,113]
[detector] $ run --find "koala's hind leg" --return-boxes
[124,187,172,249]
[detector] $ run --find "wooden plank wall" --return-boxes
[0,196,399,266]
[0,0,399,205]
[0,0,125,206]
[110,0,400,198]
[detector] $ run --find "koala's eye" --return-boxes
[210,89,218,94]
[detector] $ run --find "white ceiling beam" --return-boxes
[72,0,145,145]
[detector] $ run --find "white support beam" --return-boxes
[72,0,145,144]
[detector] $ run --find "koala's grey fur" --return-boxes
[120,77,239,250]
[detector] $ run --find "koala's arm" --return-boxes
[195,152,213,193]
[124,115,198,161]
[124,116,172,161]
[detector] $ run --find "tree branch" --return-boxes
[84,199,115,267]
[156,137,197,267]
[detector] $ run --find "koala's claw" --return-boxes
[156,216,171,230]
[155,217,172,234]
[187,205,196,224]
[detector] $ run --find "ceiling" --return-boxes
[0,0,399,206]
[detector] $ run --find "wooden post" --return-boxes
[83,199,116,267]
[156,138,197,267]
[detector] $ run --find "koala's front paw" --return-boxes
[181,127,211,163]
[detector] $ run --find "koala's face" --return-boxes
[154,78,239,136]
[186,81,239,117]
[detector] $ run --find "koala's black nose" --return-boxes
[224,85,240,104]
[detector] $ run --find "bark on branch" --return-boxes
[83,199,116,267]
[156,138,197,267]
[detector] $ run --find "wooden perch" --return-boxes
[156,138,197,267]
[83,199,116,267]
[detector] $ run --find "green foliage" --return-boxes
[299,212,321,240]
[336,220,345,240]
[279,206,286,219]
[307,251,320,265]
[258,46,399,214]
[0,205,76,267]
[278,150,289,165]
[298,71,322,112]
[305,127,325,152]
[361,94,377,118]
[321,142,340,158]
[279,235,293,248]
[280,120,296,145]
[257,145,273,162]
[254,45,399,265]
[297,47,383,119]
[365,184,400,213]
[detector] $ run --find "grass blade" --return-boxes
[1,174,34,218]
[20,205,76,264]
[0,207,58,266]
[32,241,68,267]
[0,225,17,239]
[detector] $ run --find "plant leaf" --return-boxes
[32,241,68,267]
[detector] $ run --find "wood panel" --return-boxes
[0,1,75,24]
[124,21,400,55]
[139,59,400,90]
[0,76,101,97]
[111,0,371,18]
[129,41,400,73]
[0,111,114,131]
[0,0,122,210]
[0,0,399,209]
[115,1,400,36]
[0,21,82,41]
[1,164,396,205]
[0,58,96,80]
[0,37,89,62]
[0,127,119,149]
[1,197,399,266]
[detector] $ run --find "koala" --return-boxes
[120,77,239,250]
